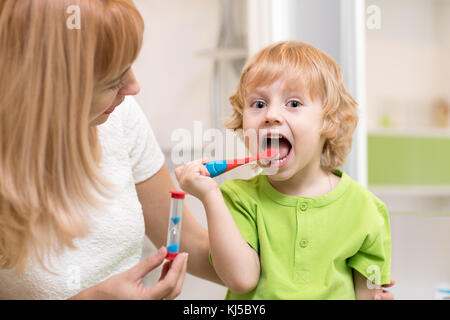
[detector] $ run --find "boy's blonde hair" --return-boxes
[0,0,144,273]
[227,41,358,171]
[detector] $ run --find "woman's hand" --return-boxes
[69,247,188,300]
[174,159,219,202]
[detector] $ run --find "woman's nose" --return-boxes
[119,70,140,96]
[264,105,283,125]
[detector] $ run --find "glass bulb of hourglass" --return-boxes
[167,227,179,253]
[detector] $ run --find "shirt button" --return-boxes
[300,239,308,248]
[299,202,308,212]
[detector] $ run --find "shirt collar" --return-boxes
[259,170,351,208]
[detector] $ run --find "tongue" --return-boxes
[267,139,290,159]
[278,139,291,159]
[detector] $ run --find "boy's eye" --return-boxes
[287,100,302,108]
[251,101,266,109]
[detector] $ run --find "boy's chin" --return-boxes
[261,167,291,180]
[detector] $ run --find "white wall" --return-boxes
[366,0,450,299]
[270,0,341,64]
[366,0,449,130]
[133,0,219,150]
[437,0,450,102]
[132,0,228,299]
[390,215,450,299]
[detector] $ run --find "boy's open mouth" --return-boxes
[260,134,293,167]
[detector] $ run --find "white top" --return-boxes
[0,96,165,299]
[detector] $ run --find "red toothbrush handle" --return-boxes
[225,155,257,170]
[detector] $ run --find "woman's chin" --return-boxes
[89,113,110,126]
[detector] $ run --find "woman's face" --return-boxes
[89,66,140,126]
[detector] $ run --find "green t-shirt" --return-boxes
[219,170,391,300]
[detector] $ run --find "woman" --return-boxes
[0,0,219,299]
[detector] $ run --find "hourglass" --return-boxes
[165,190,187,260]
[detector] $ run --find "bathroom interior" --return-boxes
[131,0,450,299]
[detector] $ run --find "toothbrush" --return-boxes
[204,149,279,178]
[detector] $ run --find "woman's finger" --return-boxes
[164,252,189,300]
[129,247,167,281]
[158,260,172,281]
[143,253,188,300]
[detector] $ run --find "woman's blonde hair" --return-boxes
[227,41,358,171]
[0,0,144,273]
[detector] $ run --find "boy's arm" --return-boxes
[353,269,395,300]
[203,188,260,294]
[353,269,382,300]
[175,160,260,294]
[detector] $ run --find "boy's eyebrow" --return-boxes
[246,87,268,99]
[107,66,131,86]
[246,87,310,101]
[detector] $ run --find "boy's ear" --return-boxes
[325,126,339,139]
[322,121,339,139]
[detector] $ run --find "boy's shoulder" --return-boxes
[219,174,264,199]
[220,174,261,189]
[341,171,388,216]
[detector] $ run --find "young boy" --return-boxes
[175,41,392,299]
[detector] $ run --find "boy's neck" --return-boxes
[267,162,339,198]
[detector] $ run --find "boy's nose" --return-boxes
[264,106,283,125]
